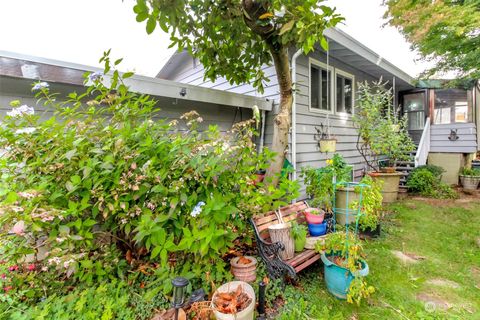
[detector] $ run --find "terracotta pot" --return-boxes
[368,171,401,203]
[230,256,257,283]
[319,139,336,153]
[303,208,325,224]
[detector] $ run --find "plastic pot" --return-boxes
[303,208,325,224]
[319,139,336,153]
[321,253,369,300]
[335,187,359,226]
[368,171,401,203]
[359,223,381,238]
[308,221,327,236]
[212,281,255,320]
[294,235,307,252]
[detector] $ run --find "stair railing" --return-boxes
[414,117,431,167]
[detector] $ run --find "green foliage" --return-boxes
[7,281,136,320]
[0,54,299,304]
[352,175,383,231]
[301,153,351,212]
[385,0,480,81]
[353,79,416,171]
[406,166,457,199]
[133,0,343,93]
[460,166,480,176]
[290,221,307,240]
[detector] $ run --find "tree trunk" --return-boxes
[265,46,293,186]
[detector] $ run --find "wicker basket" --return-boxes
[268,210,294,260]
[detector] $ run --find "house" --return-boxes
[158,28,416,194]
[2,28,479,191]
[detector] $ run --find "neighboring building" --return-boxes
[0,51,272,137]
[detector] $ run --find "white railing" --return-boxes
[415,117,431,167]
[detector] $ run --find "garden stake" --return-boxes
[257,280,266,317]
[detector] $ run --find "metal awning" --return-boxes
[0,51,273,111]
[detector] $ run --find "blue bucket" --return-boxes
[321,252,369,299]
[308,221,327,236]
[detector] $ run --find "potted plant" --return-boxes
[353,79,416,203]
[316,232,374,304]
[351,176,383,237]
[212,281,255,319]
[314,121,336,153]
[301,153,352,214]
[291,222,308,252]
[230,256,257,283]
[459,167,480,191]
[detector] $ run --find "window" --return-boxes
[335,71,354,114]
[310,59,333,112]
[403,92,425,130]
[433,89,472,124]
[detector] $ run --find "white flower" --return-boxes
[15,127,36,134]
[48,257,61,266]
[32,82,49,91]
[7,105,34,117]
[190,201,205,218]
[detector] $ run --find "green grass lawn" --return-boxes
[277,197,480,320]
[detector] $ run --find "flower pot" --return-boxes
[321,253,369,300]
[308,221,327,236]
[230,256,257,283]
[334,188,360,226]
[459,174,480,190]
[294,235,307,252]
[268,223,294,260]
[212,281,255,320]
[303,208,325,224]
[304,235,326,250]
[368,171,401,203]
[319,139,337,153]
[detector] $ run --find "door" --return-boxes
[400,90,428,144]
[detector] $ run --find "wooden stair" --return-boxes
[394,151,416,186]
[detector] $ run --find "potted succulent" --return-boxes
[291,222,308,252]
[316,232,374,304]
[353,80,415,203]
[459,167,480,191]
[314,121,336,153]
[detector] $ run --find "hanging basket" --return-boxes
[268,210,294,260]
[319,139,337,153]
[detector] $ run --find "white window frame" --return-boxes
[334,69,355,116]
[309,58,334,114]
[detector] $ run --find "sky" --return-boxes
[0,0,432,78]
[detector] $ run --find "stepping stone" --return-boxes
[391,250,425,264]
[416,293,451,312]
[426,278,460,289]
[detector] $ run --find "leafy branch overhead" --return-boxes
[133,0,343,93]
[384,0,480,81]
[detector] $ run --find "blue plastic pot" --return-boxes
[320,252,369,300]
[307,221,327,236]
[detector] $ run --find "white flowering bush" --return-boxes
[0,53,299,303]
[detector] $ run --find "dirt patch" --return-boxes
[416,293,452,312]
[408,192,480,208]
[391,250,426,264]
[426,278,460,289]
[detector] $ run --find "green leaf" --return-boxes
[151,246,162,259]
[279,20,295,36]
[146,16,156,34]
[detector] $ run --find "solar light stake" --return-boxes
[257,280,266,317]
[171,277,189,320]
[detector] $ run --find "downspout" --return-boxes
[259,109,266,153]
[291,49,303,184]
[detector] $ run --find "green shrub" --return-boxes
[406,167,457,199]
[0,53,299,304]
[460,166,480,176]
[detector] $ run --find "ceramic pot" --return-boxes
[230,256,257,283]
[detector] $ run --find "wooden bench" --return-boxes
[249,201,333,281]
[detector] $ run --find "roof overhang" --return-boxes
[324,28,414,91]
[0,51,273,111]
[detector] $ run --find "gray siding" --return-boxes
[430,123,477,153]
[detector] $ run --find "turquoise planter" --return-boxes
[321,252,369,300]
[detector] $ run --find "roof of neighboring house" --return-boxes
[0,51,273,111]
[157,28,414,91]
